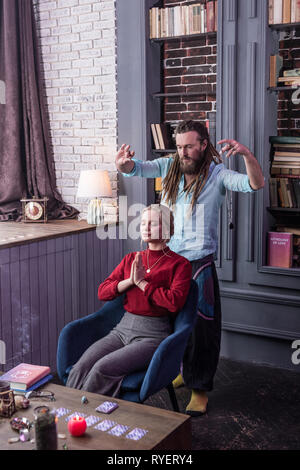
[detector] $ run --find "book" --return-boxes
[267,232,293,268]
[151,123,160,150]
[274,151,300,157]
[271,166,300,176]
[273,144,300,152]
[270,136,300,144]
[0,363,51,391]
[291,0,300,22]
[269,177,279,207]
[273,0,283,23]
[272,162,300,167]
[155,177,162,192]
[283,0,291,23]
[214,0,218,32]
[269,0,274,24]
[155,123,173,149]
[206,0,215,32]
[280,178,290,207]
[277,178,285,206]
[13,374,53,394]
[277,227,300,236]
[292,179,300,207]
[269,55,283,87]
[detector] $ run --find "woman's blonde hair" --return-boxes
[141,204,174,242]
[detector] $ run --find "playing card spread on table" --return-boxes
[85,415,101,427]
[126,428,149,441]
[94,419,117,431]
[53,407,71,418]
[65,412,87,422]
[95,401,119,414]
[108,424,130,437]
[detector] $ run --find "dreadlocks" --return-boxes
[162,120,222,212]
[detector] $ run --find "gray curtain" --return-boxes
[0,0,78,221]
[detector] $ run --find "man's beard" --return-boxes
[179,156,203,175]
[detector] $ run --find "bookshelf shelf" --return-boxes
[268,86,300,92]
[150,31,217,42]
[152,148,176,153]
[153,92,216,98]
[269,22,300,31]
[267,207,300,214]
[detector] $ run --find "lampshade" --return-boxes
[77,170,112,199]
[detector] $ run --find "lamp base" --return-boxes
[87,199,104,225]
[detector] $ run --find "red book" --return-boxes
[267,232,293,268]
[206,0,215,32]
[0,363,51,391]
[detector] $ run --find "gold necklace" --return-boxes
[146,248,170,273]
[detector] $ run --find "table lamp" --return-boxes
[77,170,112,225]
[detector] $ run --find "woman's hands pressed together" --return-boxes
[130,252,147,290]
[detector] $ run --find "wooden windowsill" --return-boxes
[0,219,117,249]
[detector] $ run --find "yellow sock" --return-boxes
[172,373,184,389]
[186,390,208,415]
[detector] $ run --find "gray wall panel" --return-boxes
[0,232,123,372]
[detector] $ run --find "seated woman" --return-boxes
[66,204,192,397]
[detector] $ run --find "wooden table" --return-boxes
[1,384,191,450]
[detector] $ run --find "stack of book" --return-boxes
[270,136,300,175]
[269,175,300,208]
[0,363,52,394]
[151,123,174,151]
[149,1,217,39]
[269,0,300,24]
[269,137,300,208]
[278,68,300,87]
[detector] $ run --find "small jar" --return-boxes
[0,380,16,418]
[34,406,57,450]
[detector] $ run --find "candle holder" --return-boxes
[0,381,16,418]
[34,405,57,450]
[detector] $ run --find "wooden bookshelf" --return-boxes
[150,31,217,42]
[268,86,300,91]
[269,22,300,31]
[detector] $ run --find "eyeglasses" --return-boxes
[24,390,56,401]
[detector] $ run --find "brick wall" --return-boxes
[278,30,300,137]
[163,0,217,134]
[33,0,118,221]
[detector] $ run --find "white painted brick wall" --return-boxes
[33,0,117,221]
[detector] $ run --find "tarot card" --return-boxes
[94,419,117,432]
[108,424,130,437]
[126,428,148,441]
[95,401,119,414]
[85,415,101,427]
[53,407,71,418]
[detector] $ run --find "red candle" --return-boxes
[67,415,87,437]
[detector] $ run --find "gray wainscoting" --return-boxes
[0,230,123,372]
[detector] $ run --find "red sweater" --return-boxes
[98,249,192,317]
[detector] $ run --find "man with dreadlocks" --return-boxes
[115,120,264,416]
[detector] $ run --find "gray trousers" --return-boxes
[66,312,172,397]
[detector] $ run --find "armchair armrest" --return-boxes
[56,295,125,383]
[140,280,198,401]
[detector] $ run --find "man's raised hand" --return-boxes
[115,144,135,173]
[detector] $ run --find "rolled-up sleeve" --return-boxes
[218,167,254,193]
[122,156,173,179]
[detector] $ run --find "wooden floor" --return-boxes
[0,220,98,249]
[144,357,300,450]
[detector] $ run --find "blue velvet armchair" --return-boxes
[56,279,198,411]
